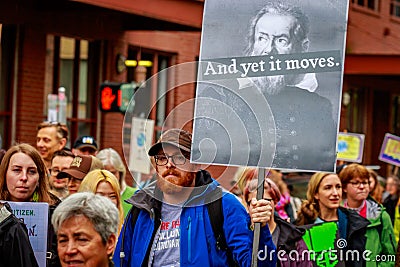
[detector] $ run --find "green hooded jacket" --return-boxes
[364,196,396,267]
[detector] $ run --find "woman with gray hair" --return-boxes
[52,192,119,267]
[96,148,136,217]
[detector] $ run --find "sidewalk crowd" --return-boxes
[0,122,400,267]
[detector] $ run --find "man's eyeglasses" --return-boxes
[348,180,369,188]
[154,154,187,166]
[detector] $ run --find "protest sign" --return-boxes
[129,117,155,174]
[379,133,400,167]
[192,0,349,172]
[337,132,365,163]
[8,201,49,267]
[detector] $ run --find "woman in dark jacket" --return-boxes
[0,202,38,267]
[296,172,370,267]
[244,177,312,267]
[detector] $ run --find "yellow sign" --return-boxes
[379,133,400,166]
[383,139,400,161]
[337,133,364,162]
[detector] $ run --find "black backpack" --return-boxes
[122,187,238,266]
[205,187,239,267]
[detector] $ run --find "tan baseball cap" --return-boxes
[148,128,192,156]
[57,155,104,180]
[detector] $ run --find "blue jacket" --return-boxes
[113,170,276,267]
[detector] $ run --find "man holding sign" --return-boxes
[113,128,277,267]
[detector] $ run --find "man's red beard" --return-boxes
[157,168,196,194]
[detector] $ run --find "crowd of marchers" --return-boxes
[1,1,400,265]
[0,122,400,267]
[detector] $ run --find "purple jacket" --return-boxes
[274,215,313,267]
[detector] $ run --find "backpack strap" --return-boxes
[121,203,161,267]
[206,187,239,267]
[119,207,140,267]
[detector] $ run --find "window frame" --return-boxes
[47,35,101,146]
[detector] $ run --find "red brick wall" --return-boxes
[347,2,400,55]
[126,31,201,60]
[11,25,237,189]
[101,38,128,154]
[15,25,47,146]
[7,1,239,189]
[121,31,238,189]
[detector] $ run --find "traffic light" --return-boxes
[99,82,137,112]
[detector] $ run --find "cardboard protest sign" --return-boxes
[8,201,49,267]
[379,133,400,167]
[129,117,155,174]
[337,132,365,163]
[192,0,349,172]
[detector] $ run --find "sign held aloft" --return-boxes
[192,0,349,172]
[379,133,400,167]
[337,132,365,163]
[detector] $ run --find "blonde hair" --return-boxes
[78,169,124,233]
[368,169,384,203]
[296,172,333,225]
[235,167,257,196]
[243,178,282,206]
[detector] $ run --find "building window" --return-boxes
[123,48,175,154]
[345,88,366,133]
[129,48,174,131]
[393,96,400,136]
[351,0,380,11]
[45,35,101,146]
[391,0,400,17]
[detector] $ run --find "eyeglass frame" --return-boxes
[348,180,370,188]
[153,154,188,166]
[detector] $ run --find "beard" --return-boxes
[251,75,285,95]
[157,168,196,194]
[251,74,299,95]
